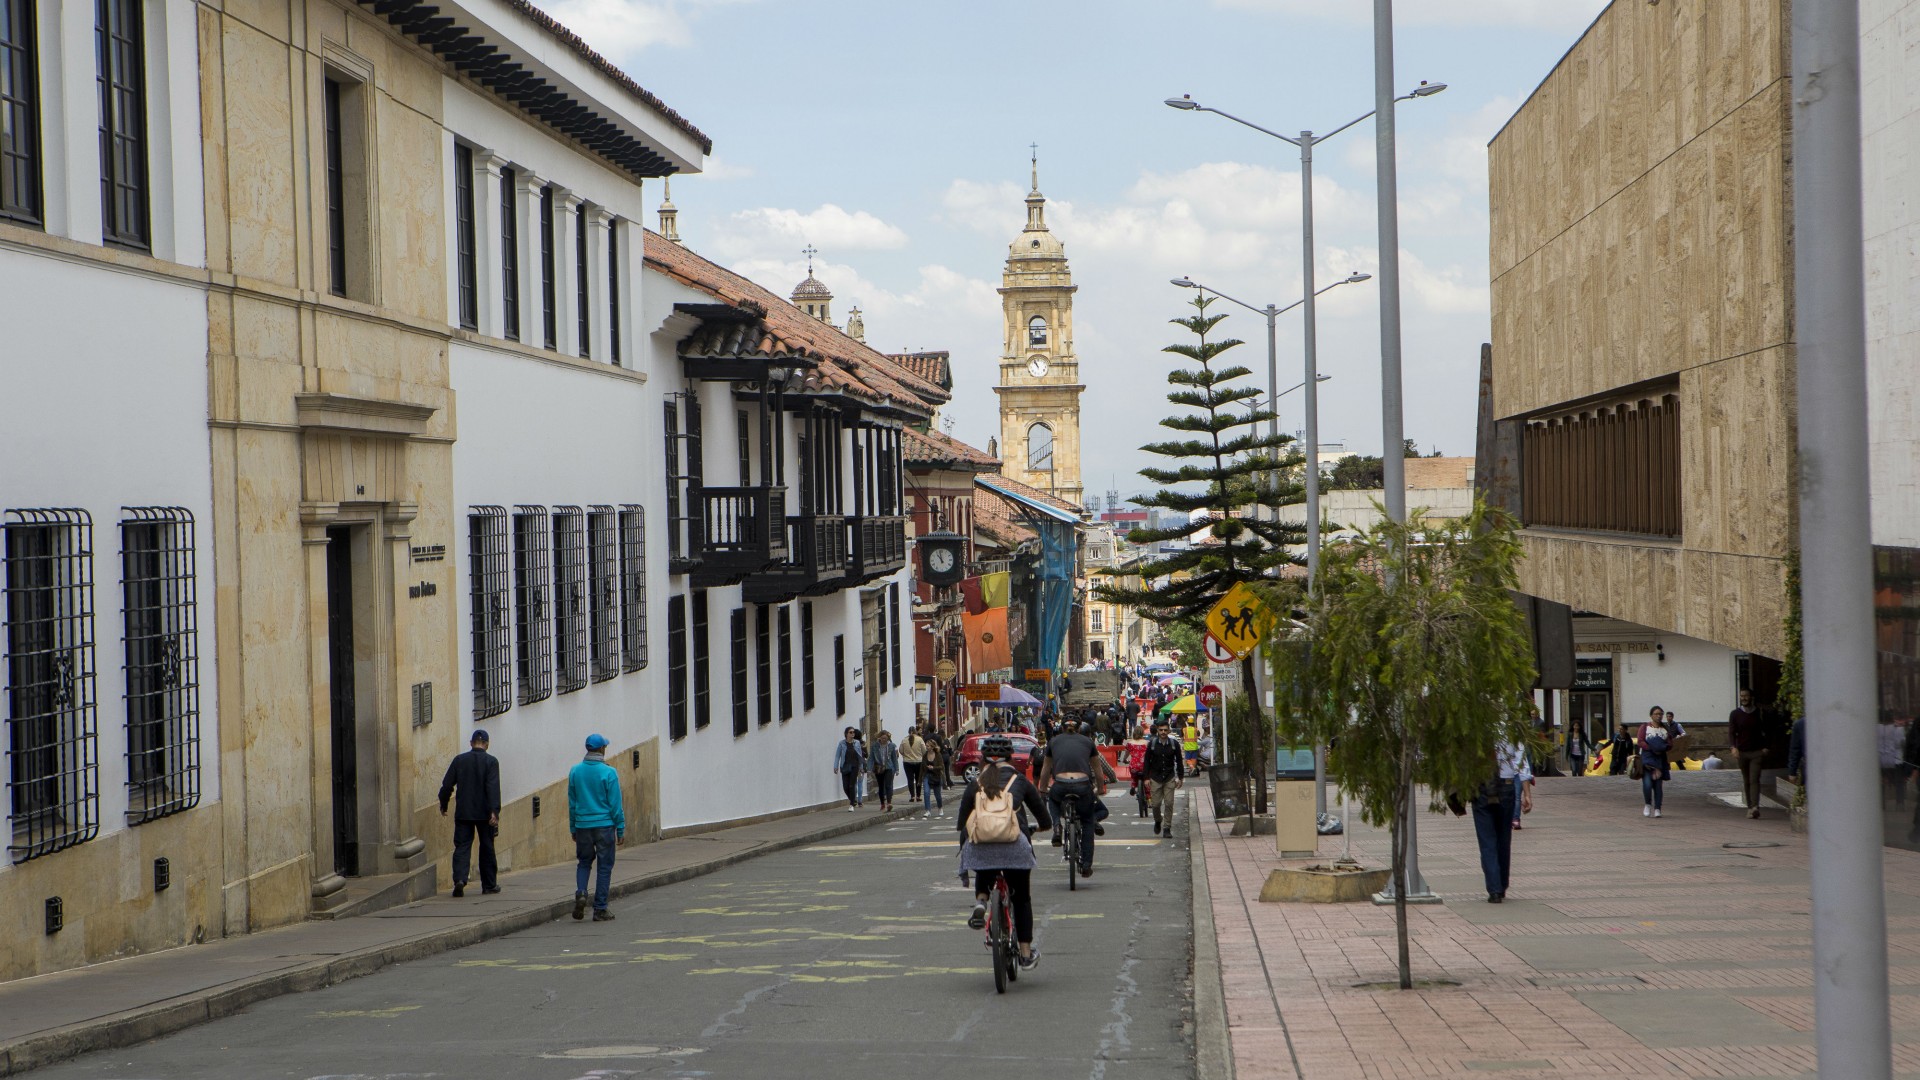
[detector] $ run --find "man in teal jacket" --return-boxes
[568,733,624,921]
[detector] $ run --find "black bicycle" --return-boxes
[982,871,1018,993]
[1059,792,1084,891]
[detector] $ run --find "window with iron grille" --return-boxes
[833,633,846,718]
[888,583,902,688]
[467,506,511,719]
[453,143,477,330]
[667,594,687,740]
[120,508,199,824]
[96,0,147,249]
[777,605,793,721]
[512,506,552,705]
[500,165,519,340]
[575,208,589,358]
[730,608,748,736]
[618,504,647,672]
[607,222,621,362]
[323,79,347,297]
[875,591,888,691]
[736,409,751,485]
[755,606,772,727]
[664,394,702,565]
[5,509,98,862]
[553,506,587,694]
[801,601,815,711]
[587,506,618,683]
[692,589,710,729]
[540,185,556,348]
[0,0,42,226]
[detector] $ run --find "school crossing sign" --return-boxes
[1203,582,1276,661]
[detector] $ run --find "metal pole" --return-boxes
[1373,0,1431,899]
[1792,0,1892,1074]
[1265,308,1280,520]
[1301,134,1329,819]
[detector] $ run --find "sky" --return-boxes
[564,0,1613,504]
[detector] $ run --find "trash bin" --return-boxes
[1274,747,1318,857]
[1207,764,1248,820]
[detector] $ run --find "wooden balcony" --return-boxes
[688,486,788,588]
[847,514,908,583]
[742,514,849,604]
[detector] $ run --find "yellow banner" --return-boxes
[1204,582,1275,659]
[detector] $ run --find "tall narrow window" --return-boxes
[801,601,816,711]
[453,143,477,330]
[607,222,621,363]
[587,506,618,683]
[888,583,902,688]
[737,410,752,484]
[5,509,99,862]
[575,207,590,358]
[833,634,846,718]
[692,590,710,729]
[512,506,552,705]
[875,592,888,690]
[0,0,42,225]
[552,506,587,694]
[120,509,199,824]
[618,504,647,672]
[540,185,556,348]
[755,606,772,726]
[500,165,519,340]
[777,605,793,721]
[1027,423,1054,474]
[323,79,347,296]
[730,608,748,736]
[467,506,511,719]
[667,595,687,740]
[1028,315,1048,347]
[96,0,148,249]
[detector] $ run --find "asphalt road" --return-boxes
[38,792,1195,1080]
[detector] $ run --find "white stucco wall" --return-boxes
[1863,0,1920,548]
[0,246,218,865]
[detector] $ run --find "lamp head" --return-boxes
[1410,81,1447,97]
[1346,272,1373,283]
[1315,373,1332,382]
[1171,277,1198,289]
[1165,95,1201,111]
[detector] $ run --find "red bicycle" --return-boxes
[981,871,1019,993]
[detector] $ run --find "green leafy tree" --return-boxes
[1152,619,1207,670]
[1325,440,1427,491]
[1094,295,1307,810]
[1269,500,1537,989]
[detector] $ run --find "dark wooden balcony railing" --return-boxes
[742,513,849,603]
[848,514,907,582]
[689,486,787,587]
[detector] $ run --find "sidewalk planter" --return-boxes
[1258,864,1392,903]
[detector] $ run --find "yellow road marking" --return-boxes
[314,1005,423,1019]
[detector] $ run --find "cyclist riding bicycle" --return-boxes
[959,736,1052,970]
[1038,721,1115,877]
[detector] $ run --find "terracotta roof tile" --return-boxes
[887,351,951,390]
[504,0,712,155]
[972,487,1037,549]
[976,471,1084,518]
[902,427,998,470]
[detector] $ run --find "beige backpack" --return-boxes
[967,777,1022,844]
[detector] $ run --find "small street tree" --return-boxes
[1095,294,1306,811]
[1269,500,1537,989]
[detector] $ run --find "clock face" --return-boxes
[1027,356,1049,379]
[927,546,956,574]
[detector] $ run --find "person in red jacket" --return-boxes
[1728,689,1766,819]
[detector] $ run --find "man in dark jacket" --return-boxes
[1728,689,1766,819]
[439,729,502,897]
[1143,721,1183,838]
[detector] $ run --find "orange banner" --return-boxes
[963,606,1012,674]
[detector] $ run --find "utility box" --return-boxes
[1274,780,1318,858]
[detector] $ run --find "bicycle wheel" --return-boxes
[1065,817,1079,891]
[989,890,1009,994]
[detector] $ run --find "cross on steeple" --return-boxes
[1030,143,1039,192]
[802,244,818,275]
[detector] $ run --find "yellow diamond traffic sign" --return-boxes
[1204,582,1275,660]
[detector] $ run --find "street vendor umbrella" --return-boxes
[1155,673,1193,684]
[1158,694,1205,715]
[970,683,1042,707]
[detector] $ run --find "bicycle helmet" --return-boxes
[980,735,1015,761]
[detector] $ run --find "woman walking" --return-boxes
[920,733,945,814]
[871,730,900,812]
[959,736,1053,972]
[832,728,865,812]
[1639,706,1672,818]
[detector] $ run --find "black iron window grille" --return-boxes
[730,607,748,736]
[755,606,772,727]
[575,207,589,358]
[587,506,618,683]
[777,605,793,722]
[323,78,347,296]
[667,594,687,740]
[540,185,556,348]
[0,0,42,226]
[888,583,902,688]
[875,590,889,691]
[607,222,621,363]
[664,394,703,565]
[833,634,846,718]
[800,601,815,712]
[5,509,98,862]
[500,165,519,340]
[692,589,710,729]
[96,0,147,249]
[120,508,199,825]
[511,505,552,705]
[453,143,477,329]
[618,504,647,672]
[552,506,587,694]
[467,506,511,719]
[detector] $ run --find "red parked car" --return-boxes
[950,732,1038,782]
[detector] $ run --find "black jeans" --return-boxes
[975,868,1034,943]
[875,769,895,807]
[1469,779,1516,896]
[904,762,923,798]
[452,818,497,889]
[1049,780,1099,868]
[841,769,861,807]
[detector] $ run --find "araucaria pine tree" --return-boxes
[1094,295,1307,809]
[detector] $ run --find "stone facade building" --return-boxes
[995,158,1083,508]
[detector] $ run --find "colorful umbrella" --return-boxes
[969,683,1043,707]
[1158,694,1207,714]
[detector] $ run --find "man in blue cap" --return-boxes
[439,728,500,897]
[568,733,624,921]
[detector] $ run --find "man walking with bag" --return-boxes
[568,733,624,922]
[438,728,501,898]
[901,726,929,802]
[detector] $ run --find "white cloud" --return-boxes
[1211,0,1608,33]
[709,204,910,261]
[695,155,754,181]
[543,0,763,56]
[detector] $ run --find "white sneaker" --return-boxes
[1643,805,1651,817]
[847,806,856,812]
[1653,809,1662,818]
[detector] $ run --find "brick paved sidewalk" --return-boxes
[1200,772,1920,1080]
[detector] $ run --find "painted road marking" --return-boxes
[811,839,1167,851]
[313,1005,422,1019]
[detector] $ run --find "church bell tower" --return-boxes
[995,149,1083,507]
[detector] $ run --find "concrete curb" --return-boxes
[1190,796,1235,1080]
[0,807,911,1077]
